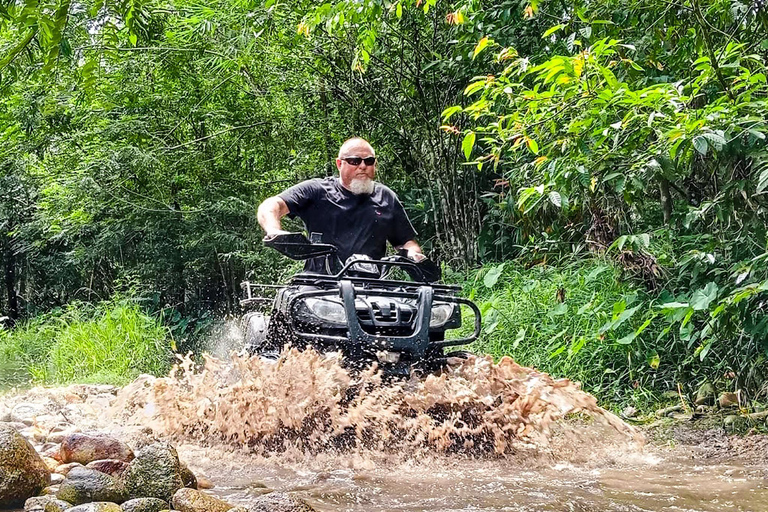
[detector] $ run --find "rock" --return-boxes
[694,405,712,415]
[66,502,123,512]
[196,476,214,490]
[746,410,768,424]
[87,460,129,477]
[121,442,183,501]
[694,382,716,406]
[246,492,316,512]
[44,498,72,512]
[47,427,74,445]
[0,422,52,507]
[60,433,134,465]
[0,407,11,423]
[41,456,60,472]
[56,466,126,505]
[24,495,66,512]
[723,414,746,430]
[654,404,682,418]
[120,498,169,512]
[718,391,740,408]
[54,462,83,476]
[19,426,47,443]
[6,421,27,432]
[41,486,59,495]
[179,464,197,489]
[10,403,48,426]
[621,406,637,419]
[51,474,65,485]
[172,488,234,512]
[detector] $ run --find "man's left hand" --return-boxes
[407,249,427,262]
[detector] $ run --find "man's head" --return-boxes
[336,137,376,195]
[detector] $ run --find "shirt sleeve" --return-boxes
[278,179,321,218]
[388,198,418,247]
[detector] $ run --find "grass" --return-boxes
[447,258,668,410]
[0,298,173,387]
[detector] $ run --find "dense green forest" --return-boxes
[1,0,767,407]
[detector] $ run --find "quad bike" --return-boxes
[239,233,481,378]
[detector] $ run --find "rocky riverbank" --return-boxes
[0,384,315,512]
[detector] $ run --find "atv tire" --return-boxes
[242,312,270,355]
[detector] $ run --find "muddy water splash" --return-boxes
[113,350,641,458]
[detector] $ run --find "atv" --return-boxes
[239,233,481,378]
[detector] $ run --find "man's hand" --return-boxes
[263,229,291,241]
[397,240,426,262]
[407,249,427,262]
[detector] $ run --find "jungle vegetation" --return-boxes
[0,0,767,406]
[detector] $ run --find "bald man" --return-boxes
[257,137,424,274]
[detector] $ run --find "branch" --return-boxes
[692,0,735,102]
[0,27,37,71]
[164,122,266,151]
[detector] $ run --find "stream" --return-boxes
[4,350,768,511]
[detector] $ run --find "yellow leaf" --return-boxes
[573,55,584,77]
[473,36,490,60]
[297,22,310,37]
[523,5,534,18]
[590,176,597,193]
[534,156,548,166]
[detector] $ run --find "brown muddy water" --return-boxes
[5,350,768,511]
[107,351,768,512]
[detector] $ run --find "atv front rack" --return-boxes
[286,279,482,357]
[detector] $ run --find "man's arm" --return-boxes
[257,196,291,237]
[396,239,426,262]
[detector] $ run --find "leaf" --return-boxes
[649,353,660,369]
[464,80,486,96]
[690,282,719,311]
[616,332,636,345]
[693,136,708,155]
[396,2,402,18]
[757,169,768,193]
[526,137,539,154]
[483,262,505,288]
[462,131,476,160]
[702,131,726,151]
[659,301,690,310]
[542,24,566,38]
[129,32,138,46]
[513,328,525,349]
[473,37,490,59]
[548,190,562,207]
[441,105,462,121]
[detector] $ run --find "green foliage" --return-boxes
[454,259,665,406]
[0,0,767,402]
[0,299,173,386]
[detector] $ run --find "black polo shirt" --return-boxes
[279,177,417,273]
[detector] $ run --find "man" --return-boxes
[257,137,425,273]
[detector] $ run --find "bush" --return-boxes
[0,298,173,387]
[451,259,666,408]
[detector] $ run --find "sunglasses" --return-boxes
[341,156,376,166]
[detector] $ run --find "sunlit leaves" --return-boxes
[462,131,475,159]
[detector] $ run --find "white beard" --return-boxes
[348,178,375,195]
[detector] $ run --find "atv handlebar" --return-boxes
[265,232,441,283]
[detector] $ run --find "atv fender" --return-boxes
[242,312,270,355]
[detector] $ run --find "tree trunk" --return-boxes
[3,235,18,325]
[659,176,672,224]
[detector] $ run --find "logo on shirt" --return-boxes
[375,210,382,216]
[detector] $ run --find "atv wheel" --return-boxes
[242,312,270,355]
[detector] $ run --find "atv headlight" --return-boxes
[305,298,347,324]
[430,304,454,327]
